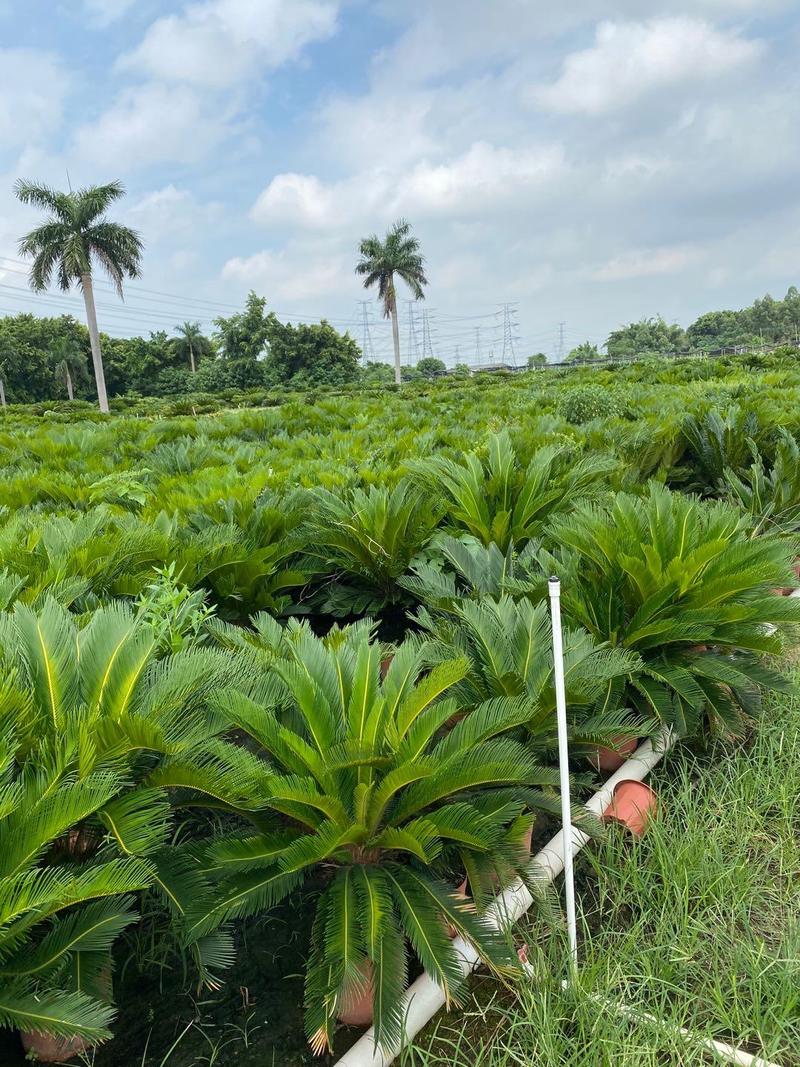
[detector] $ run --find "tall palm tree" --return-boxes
[51,335,86,401]
[174,320,205,374]
[15,179,143,414]
[356,219,428,385]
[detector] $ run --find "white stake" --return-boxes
[548,576,578,970]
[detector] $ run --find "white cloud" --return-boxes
[82,0,136,27]
[0,49,69,150]
[534,17,762,114]
[118,0,338,88]
[590,245,703,282]
[70,84,232,171]
[125,184,224,236]
[251,141,566,232]
[222,246,351,302]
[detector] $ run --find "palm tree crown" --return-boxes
[355,218,428,319]
[174,320,207,374]
[15,180,142,296]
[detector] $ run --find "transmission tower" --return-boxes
[556,321,566,362]
[421,308,437,359]
[499,302,520,366]
[474,325,482,366]
[357,301,374,362]
[405,301,421,364]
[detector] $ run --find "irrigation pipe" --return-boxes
[335,729,676,1067]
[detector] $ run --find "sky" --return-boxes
[0,0,799,363]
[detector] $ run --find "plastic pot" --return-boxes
[21,1033,93,1063]
[603,779,658,837]
[337,961,374,1027]
[588,736,638,773]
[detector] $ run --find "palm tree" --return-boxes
[15,180,143,414]
[174,320,204,373]
[356,219,428,385]
[51,336,86,401]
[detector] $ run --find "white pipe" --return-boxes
[548,577,578,969]
[336,730,676,1067]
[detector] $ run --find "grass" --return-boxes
[403,686,800,1066]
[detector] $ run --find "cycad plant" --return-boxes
[413,593,647,760]
[203,625,551,1053]
[302,480,443,615]
[676,406,765,495]
[543,484,800,737]
[413,432,614,552]
[722,429,800,536]
[0,599,264,1046]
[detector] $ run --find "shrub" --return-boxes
[559,385,621,423]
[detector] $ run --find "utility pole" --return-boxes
[357,301,374,363]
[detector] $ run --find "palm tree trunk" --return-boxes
[189,343,196,374]
[81,272,110,414]
[66,368,74,402]
[0,378,5,408]
[390,289,401,385]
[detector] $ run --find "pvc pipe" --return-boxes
[547,578,578,969]
[336,730,676,1067]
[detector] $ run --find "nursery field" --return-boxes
[1,351,800,1065]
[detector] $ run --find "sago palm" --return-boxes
[356,219,428,385]
[303,480,443,615]
[722,429,800,536]
[202,625,552,1053]
[0,596,267,1047]
[15,179,143,414]
[413,431,615,552]
[542,484,800,738]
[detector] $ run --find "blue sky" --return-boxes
[1,0,799,362]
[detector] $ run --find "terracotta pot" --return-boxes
[603,780,658,837]
[793,558,800,579]
[337,960,374,1027]
[588,736,638,773]
[688,644,708,654]
[21,1032,93,1063]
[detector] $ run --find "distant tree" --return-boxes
[452,362,471,378]
[361,360,394,384]
[606,317,686,360]
[565,341,600,364]
[213,292,270,361]
[356,219,428,386]
[174,321,211,374]
[15,179,143,413]
[51,335,87,401]
[527,352,547,369]
[416,356,446,378]
[264,318,360,386]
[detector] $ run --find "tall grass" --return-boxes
[405,686,800,1065]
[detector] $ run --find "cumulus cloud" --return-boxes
[0,49,69,151]
[222,246,352,302]
[70,84,233,171]
[118,0,339,87]
[534,17,762,114]
[250,142,566,231]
